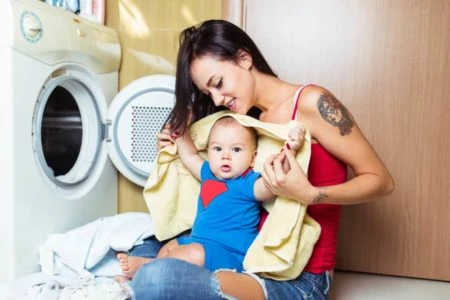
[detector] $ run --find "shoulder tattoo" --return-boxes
[317,94,354,136]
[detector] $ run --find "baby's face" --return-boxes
[207,122,256,180]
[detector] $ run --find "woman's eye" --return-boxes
[215,78,223,89]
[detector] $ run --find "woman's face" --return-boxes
[190,55,254,114]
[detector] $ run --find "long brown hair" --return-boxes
[167,19,277,134]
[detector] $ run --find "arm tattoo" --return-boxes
[312,188,328,204]
[317,94,354,136]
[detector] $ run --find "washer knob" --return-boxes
[20,11,43,42]
[22,14,42,38]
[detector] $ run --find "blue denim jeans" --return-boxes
[128,236,332,299]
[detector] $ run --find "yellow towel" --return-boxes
[143,111,321,280]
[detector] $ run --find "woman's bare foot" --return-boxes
[117,253,152,279]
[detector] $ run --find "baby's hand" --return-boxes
[285,123,305,152]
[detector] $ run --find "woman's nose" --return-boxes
[211,91,224,106]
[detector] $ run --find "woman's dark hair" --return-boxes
[167,19,277,134]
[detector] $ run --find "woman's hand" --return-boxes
[156,124,174,151]
[261,149,318,205]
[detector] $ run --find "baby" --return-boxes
[117,116,304,278]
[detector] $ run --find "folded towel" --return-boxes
[143,111,321,280]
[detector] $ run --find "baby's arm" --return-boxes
[253,178,276,201]
[174,131,204,180]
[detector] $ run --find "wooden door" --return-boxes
[242,0,450,281]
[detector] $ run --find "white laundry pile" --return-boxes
[11,275,128,300]
[10,212,154,300]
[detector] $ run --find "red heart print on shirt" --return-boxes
[200,180,228,208]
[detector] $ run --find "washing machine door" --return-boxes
[107,74,175,187]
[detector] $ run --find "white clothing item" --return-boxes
[11,274,130,300]
[59,278,130,300]
[39,212,154,279]
[11,273,87,300]
[11,212,152,299]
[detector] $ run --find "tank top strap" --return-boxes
[291,84,314,121]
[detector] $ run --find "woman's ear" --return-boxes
[236,49,253,70]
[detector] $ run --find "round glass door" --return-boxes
[32,67,103,192]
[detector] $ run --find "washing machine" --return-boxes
[0,0,175,285]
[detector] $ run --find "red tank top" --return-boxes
[304,144,346,273]
[259,85,347,273]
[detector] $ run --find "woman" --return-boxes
[127,19,394,299]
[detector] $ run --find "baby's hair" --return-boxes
[211,116,258,149]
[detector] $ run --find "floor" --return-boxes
[2,272,450,299]
[331,271,450,300]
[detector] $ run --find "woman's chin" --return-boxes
[234,107,248,115]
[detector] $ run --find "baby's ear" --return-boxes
[251,150,258,167]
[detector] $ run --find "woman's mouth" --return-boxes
[226,98,236,111]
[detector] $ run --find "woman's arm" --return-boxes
[262,86,394,205]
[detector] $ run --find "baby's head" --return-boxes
[207,116,258,180]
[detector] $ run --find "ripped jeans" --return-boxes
[128,236,332,299]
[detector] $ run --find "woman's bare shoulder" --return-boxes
[296,84,332,119]
[298,84,333,109]
[297,84,355,136]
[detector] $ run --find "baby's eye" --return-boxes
[213,146,222,152]
[232,147,242,153]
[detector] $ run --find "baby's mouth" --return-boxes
[221,164,231,172]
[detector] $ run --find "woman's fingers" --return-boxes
[262,154,277,179]
[262,153,287,189]
[284,147,298,164]
[277,149,287,161]
[262,147,313,204]
[156,132,173,144]
[157,132,170,139]
[157,125,175,150]
[158,140,173,148]
[271,154,284,174]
